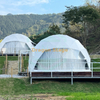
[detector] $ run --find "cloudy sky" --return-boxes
[0,0,86,15]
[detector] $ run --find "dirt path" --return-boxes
[0,94,70,100]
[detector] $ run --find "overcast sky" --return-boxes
[0,0,85,15]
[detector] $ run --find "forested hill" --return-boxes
[0,13,63,39]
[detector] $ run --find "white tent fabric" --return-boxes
[29,34,91,72]
[0,33,34,54]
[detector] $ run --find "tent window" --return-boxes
[2,41,30,54]
[35,48,87,71]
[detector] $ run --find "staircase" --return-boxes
[7,61,19,75]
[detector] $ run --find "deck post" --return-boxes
[71,71,73,85]
[2,51,3,56]
[30,77,32,84]
[71,77,73,85]
[30,72,32,84]
[51,72,52,78]
[71,71,73,77]
[91,62,93,77]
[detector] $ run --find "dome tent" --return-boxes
[0,33,34,54]
[28,34,91,72]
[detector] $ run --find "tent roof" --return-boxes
[29,34,90,72]
[36,34,84,50]
[0,33,34,50]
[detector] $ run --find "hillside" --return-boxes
[0,13,63,39]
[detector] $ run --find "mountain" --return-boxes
[7,13,13,16]
[0,13,63,39]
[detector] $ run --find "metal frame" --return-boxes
[30,62,100,85]
[30,77,100,85]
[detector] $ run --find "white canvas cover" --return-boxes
[0,33,34,54]
[29,34,91,72]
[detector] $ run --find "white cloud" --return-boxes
[0,0,50,15]
[11,0,49,6]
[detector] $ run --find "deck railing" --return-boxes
[30,62,100,84]
[32,61,100,72]
[33,61,89,71]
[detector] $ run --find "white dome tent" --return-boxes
[29,34,91,72]
[0,33,34,54]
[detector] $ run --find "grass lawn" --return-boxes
[0,78,100,99]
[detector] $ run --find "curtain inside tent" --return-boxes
[35,48,87,71]
[2,41,30,54]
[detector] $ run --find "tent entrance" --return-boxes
[35,59,88,71]
[34,48,89,71]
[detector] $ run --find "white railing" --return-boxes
[32,61,100,72]
[33,61,90,72]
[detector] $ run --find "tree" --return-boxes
[48,23,61,34]
[30,24,61,44]
[84,0,100,6]
[63,6,100,47]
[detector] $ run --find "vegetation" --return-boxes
[28,4,100,54]
[0,13,63,39]
[58,92,100,100]
[63,6,100,48]
[0,4,100,54]
[30,24,62,44]
[0,56,6,74]
[0,78,100,99]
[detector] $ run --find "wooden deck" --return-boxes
[31,72,100,77]
[30,72,100,84]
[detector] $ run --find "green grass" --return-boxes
[58,92,100,100]
[23,56,29,70]
[91,59,100,72]
[0,56,6,74]
[0,78,100,95]
[0,78,100,99]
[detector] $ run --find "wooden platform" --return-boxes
[30,72,100,84]
[31,72,100,77]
